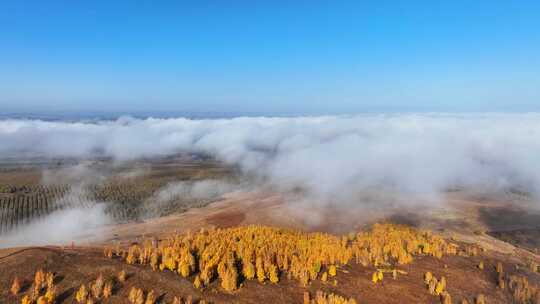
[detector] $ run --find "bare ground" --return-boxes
[0,244,524,304]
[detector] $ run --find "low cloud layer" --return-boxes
[0,181,112,248]
[0,203,110,248]
[143,179,243,218]
[153,179,240,203]
[2,114,540,200]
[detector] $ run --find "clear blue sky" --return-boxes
[1,1,540,115]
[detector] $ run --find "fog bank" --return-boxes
[2,114,540,200]
[0,203,110,248]
[142,179,243,218]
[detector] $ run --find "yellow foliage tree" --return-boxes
[269,264,279,283]
[221,264,238,291]
[21,295,31,304]
[428,278,438,295]
[128,287,144,304]
[103,281,113,299]
[34,269,45,290]
[118,270,127,283]
[145,290,156,304]
[75,284,88,303]
[424,272,433,284]
[44,286,56,304]
[304,291,310,304]
[11,277,21,296]
[103,247,113,258]
[321,271,328,282]
[435,280,445,296]
[243,260,256,280]
[329,265,337,277]
[311,290,358,304]
[441,292,452,304]
[194,275,202,289]
[475,294,486,304]
[36,296,47,304]
[256,256,266,283]
[91,274,104,299]
[496,262,503,274]
[113,224,459,291]
[372,271,378,283]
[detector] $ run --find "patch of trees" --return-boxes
[106,223,459,292]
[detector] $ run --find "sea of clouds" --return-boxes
[3,113,540,246]
[2,113,540,200]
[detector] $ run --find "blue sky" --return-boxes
[1,1,539,115]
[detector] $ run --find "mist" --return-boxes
[142,179,243,218]
[3,113,540,246]
[0,203,110,248]
[41,162,108,186]
[153,179,241,203]
[0,179,113,248]
[2,113,540,203]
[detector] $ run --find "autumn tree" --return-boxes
[113,224,459,291]
[145,290,156,304]
[242,259,255,280]
[269,264,279,283]
[103,281,113,299]
[321,271,328,282]
[118,270,127,283]
[304,291,310,304]
[90,274,104,299]
[104,247,113,258]
[75,284,88,303]
[424,272,433,284]
[435,277,446,295]
[329,265,337,277]
[475,294,486,304]
[428,277,438,295]
[44,285,56,304]
[441,291,452,304]
[372,271,379,283]
[36,296,47,304]
[21,295,31,304]
[256,256,266,283]
[11,277,21,296]
[496,262,503,274]
[34,269,46,291]
[220,262,239,291]
[128,287,144,304]
[194,275,202,289]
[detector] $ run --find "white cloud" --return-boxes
[0,203,110,248]
[2,113,540,200]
